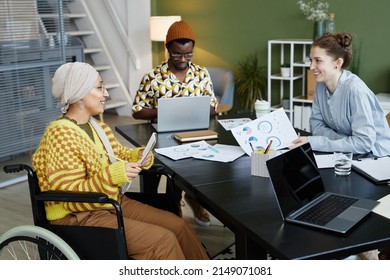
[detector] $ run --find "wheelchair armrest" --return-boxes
[136,164,179,215]
[36,191,124,228]
[139,164,168,176]
[139,163,174,188]
[3,164,126,228]
[36,191,111,203]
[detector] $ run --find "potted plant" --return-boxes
[281,97,290,109]
[280,63,291,77]
[236,52,267,112]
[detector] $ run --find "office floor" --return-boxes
[0,112,235,259]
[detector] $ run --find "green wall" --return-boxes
[151,0,390,95]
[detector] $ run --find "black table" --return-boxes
[195,172,390,260]
[116,116,390,260]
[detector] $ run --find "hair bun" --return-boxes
[337,32,352,48]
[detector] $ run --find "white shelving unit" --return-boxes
[267,39,313,126]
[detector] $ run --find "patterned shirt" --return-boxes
[132,61,218,113]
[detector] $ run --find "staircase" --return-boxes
[39,0,135,117]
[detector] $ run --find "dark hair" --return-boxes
[312,32,353,69]
[166,38,195,50]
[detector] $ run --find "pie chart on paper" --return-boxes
[258,121,272,133]
[248,136,258,142]
[242,126,252,134]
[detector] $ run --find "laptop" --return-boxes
[153,96,211,133]
[266,143,379,233]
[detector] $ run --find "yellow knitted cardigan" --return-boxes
[32,117,153,221]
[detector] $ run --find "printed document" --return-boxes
[155,140,245,162]
[231,108,298,156]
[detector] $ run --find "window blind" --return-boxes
[0,0,82,160]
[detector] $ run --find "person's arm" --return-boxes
[309,82,376,154]
[102,122,155,169]
[202,67,219,115]
[209,105,216,116]
[310,83,344,140]
[132,72,158,120]
[132,107,158,120]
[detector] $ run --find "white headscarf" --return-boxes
[52,62,99,113]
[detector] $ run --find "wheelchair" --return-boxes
[0,163,180,260]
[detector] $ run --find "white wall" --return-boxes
[126,0,153,98]
[84,0,152,101]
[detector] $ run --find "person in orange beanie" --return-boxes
[132,21,218,227]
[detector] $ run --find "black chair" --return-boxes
[3,163,180,260]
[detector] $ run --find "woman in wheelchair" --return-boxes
[31,62,209,260]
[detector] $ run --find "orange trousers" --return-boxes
[52,195,209,260]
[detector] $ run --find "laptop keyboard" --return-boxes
[295,194,358,226]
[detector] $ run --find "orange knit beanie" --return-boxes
[165,20,196,44]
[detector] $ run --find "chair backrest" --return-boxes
[207,67,235,107]
[27,166,49,226]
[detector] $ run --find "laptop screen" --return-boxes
[156,96,211,132]
[266,143,326,217]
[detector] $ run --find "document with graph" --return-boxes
[230,108,298,156]
[154,140,245,162]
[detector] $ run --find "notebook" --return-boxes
[152,96,211,133]
[266,143,379,233]
[173,129,218,143]
[352,156,390,185]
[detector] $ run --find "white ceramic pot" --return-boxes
[282,99,290,109]
[254,100,270,118]
[281,67,290,77]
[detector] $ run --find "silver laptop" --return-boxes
[153,96,211,133]
[266,143,379,233]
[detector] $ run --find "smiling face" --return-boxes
[83,76,109,116]
[309,46,343,85]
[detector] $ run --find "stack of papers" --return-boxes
[218,118,252,131]
[155,140,245,162]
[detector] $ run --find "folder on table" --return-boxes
[173,130,218,143]
[352,156,390,185]
[293,105,302,129]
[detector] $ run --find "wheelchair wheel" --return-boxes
[0,225,79,260]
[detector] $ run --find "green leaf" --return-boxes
[235,52,267,112]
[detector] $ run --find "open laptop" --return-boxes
[152,96,211,133]
[266,143,379,233]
